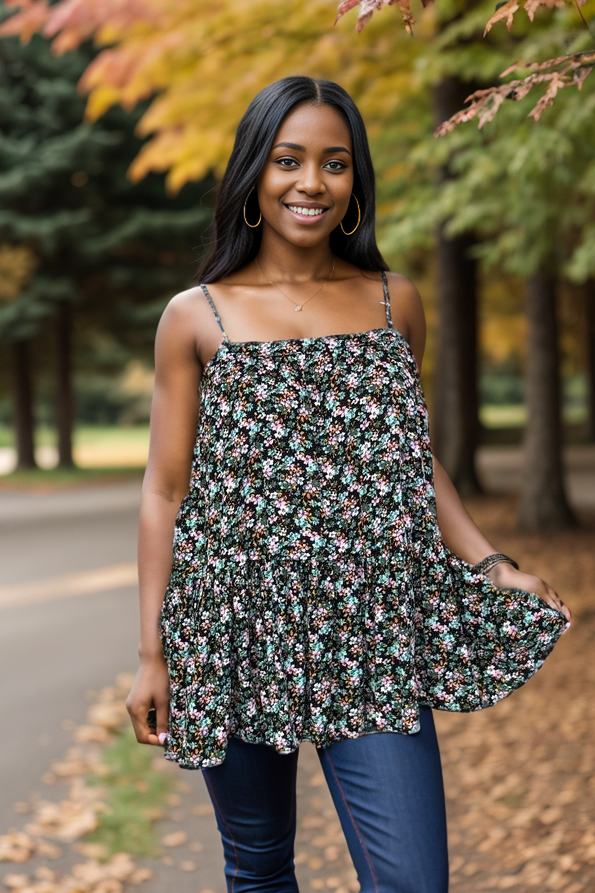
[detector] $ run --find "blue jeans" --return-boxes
[201,707,449,892]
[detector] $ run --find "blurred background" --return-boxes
[0,0,594,892]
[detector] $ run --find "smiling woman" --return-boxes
[197,78,385,289]
[126,75,571,893]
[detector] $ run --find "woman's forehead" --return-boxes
[273,104,352,148]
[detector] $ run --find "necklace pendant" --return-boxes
[294,305,302,312]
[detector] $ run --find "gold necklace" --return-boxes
[255,257,335,312]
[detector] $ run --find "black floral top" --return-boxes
[160,271,569,769]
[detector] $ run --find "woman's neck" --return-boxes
[256,229,334,283]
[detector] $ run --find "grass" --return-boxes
[480,404,588,428]
[85,725,174,858]
[0,466,144,490]
[0,424,149,487]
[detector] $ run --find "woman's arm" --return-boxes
[388,273,571,623]
[432,456,570,620]
[126,295,203,746]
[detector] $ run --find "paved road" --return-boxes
[0,483,143,829]
[477,444,595,509]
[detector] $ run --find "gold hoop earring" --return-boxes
[340,193,361,236]
[243,186,262,228]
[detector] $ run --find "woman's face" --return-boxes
[256,103,354,249]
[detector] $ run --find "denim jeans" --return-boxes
[201,706,449,892]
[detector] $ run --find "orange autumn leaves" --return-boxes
[0,0,419,192]
[0,675,154,893]
[1,0,592,184]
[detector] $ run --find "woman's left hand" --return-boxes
[486,562,572,626]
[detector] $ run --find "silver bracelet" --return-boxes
[473,553,519,575]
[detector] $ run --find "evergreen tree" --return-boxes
[0,20,211,467]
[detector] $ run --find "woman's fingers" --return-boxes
[488,565,572,628]
[126,697,153,744]
[542,582,572,625]
[155,701,169,747]
[126,663,170,746]
[127,698,169,745]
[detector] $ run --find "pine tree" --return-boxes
[0,22,211,468]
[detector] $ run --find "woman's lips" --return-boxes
[284,205,330,225]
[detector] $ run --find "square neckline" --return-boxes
[202,327,415,377]
[198,275,416,376]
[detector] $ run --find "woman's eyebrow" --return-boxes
[273,142,305,151]
[272,142,352,156]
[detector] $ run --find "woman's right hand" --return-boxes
[126,655,170,746]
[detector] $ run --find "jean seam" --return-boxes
[323,750,379,893]
[203,773,241,893]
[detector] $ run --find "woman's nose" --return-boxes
[295,166,326,195]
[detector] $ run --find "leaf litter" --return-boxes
[0,674,154,893]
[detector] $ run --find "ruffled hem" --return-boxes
[160,545,569,769]
[163,715,423,770]
[415,546,569,711]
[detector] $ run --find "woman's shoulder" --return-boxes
[358,268,422,305]
[357,267,425,353]
[385,271,423,308]
[156,285,214,338]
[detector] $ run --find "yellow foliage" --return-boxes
[480,315,527,364]
[0,0,423,192]
[0,244,37,302]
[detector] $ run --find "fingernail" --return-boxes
[158,732,168,744]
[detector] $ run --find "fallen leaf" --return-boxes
[161,831,188,848]
[0,833,36,863]
[180,861,196,872]
[3,875,30,888]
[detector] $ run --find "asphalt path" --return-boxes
[0,483,142,829]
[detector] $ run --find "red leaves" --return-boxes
[0,0,51,44]
[335,0,574,34]
[335,0,593,130]
[435,51,595,136]
[335,0,424,35]
[484,0,567,35]
[484,0,521,36]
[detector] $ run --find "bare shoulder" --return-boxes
[160,285,206,326]
[157,285,213,344]
[382,272,426,372]
[384,271,423,308]
[359,269,420,298]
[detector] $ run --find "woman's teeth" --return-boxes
[287,206,326,217]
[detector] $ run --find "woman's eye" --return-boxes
[276,157,298,168]
[325,161,346,171]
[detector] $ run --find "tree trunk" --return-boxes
[11,339,37,470]
[431,76,483,497]
[56,302,75,468]
[586,279,595,442]
[517,272,576,530]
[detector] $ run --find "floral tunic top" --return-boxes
[160,272,569,770]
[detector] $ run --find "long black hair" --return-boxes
[197,76,388,282]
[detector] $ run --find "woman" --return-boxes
[126,76,571,893]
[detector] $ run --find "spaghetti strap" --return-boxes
[380,271,394,330]
[200,283,229,342]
